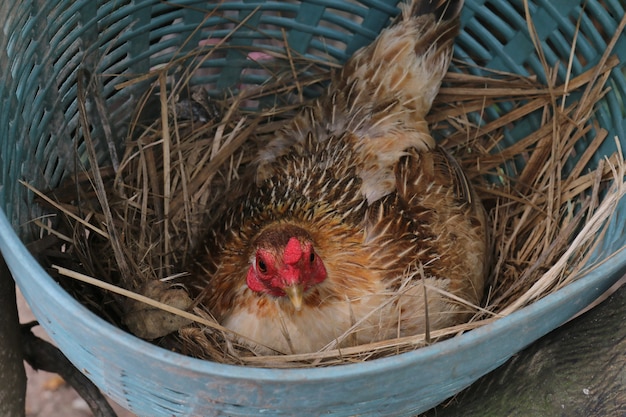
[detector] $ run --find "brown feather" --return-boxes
[188,0,488,355]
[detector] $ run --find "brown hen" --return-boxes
[191,0,489,355]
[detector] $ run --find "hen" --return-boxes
[191,0,489,355]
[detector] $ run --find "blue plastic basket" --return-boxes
[1,1,626,416]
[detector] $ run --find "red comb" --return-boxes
[283,237,303,265]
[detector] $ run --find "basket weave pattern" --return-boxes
[1,1,625,416]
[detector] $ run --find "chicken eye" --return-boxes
[309,252,315,263]
[257,259,267,273]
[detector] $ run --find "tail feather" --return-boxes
[333,0,464,204]
[338,0,462,123]
[408,0,463,65]
[255,0,464,195]
[405,0,464,22]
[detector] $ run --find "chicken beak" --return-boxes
[284,284,304,311]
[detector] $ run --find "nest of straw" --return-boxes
[28,10,626,368]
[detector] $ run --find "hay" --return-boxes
[29,5,626,368]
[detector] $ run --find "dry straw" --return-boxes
[29,4,626,368]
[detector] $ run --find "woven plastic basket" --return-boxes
[1,1,625,416]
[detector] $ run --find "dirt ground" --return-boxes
[17,288,136,417]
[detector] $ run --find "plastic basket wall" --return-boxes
[1,1,626,416]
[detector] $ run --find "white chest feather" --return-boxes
[222,276,457,355]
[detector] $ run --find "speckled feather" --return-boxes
[190,0,489,355]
